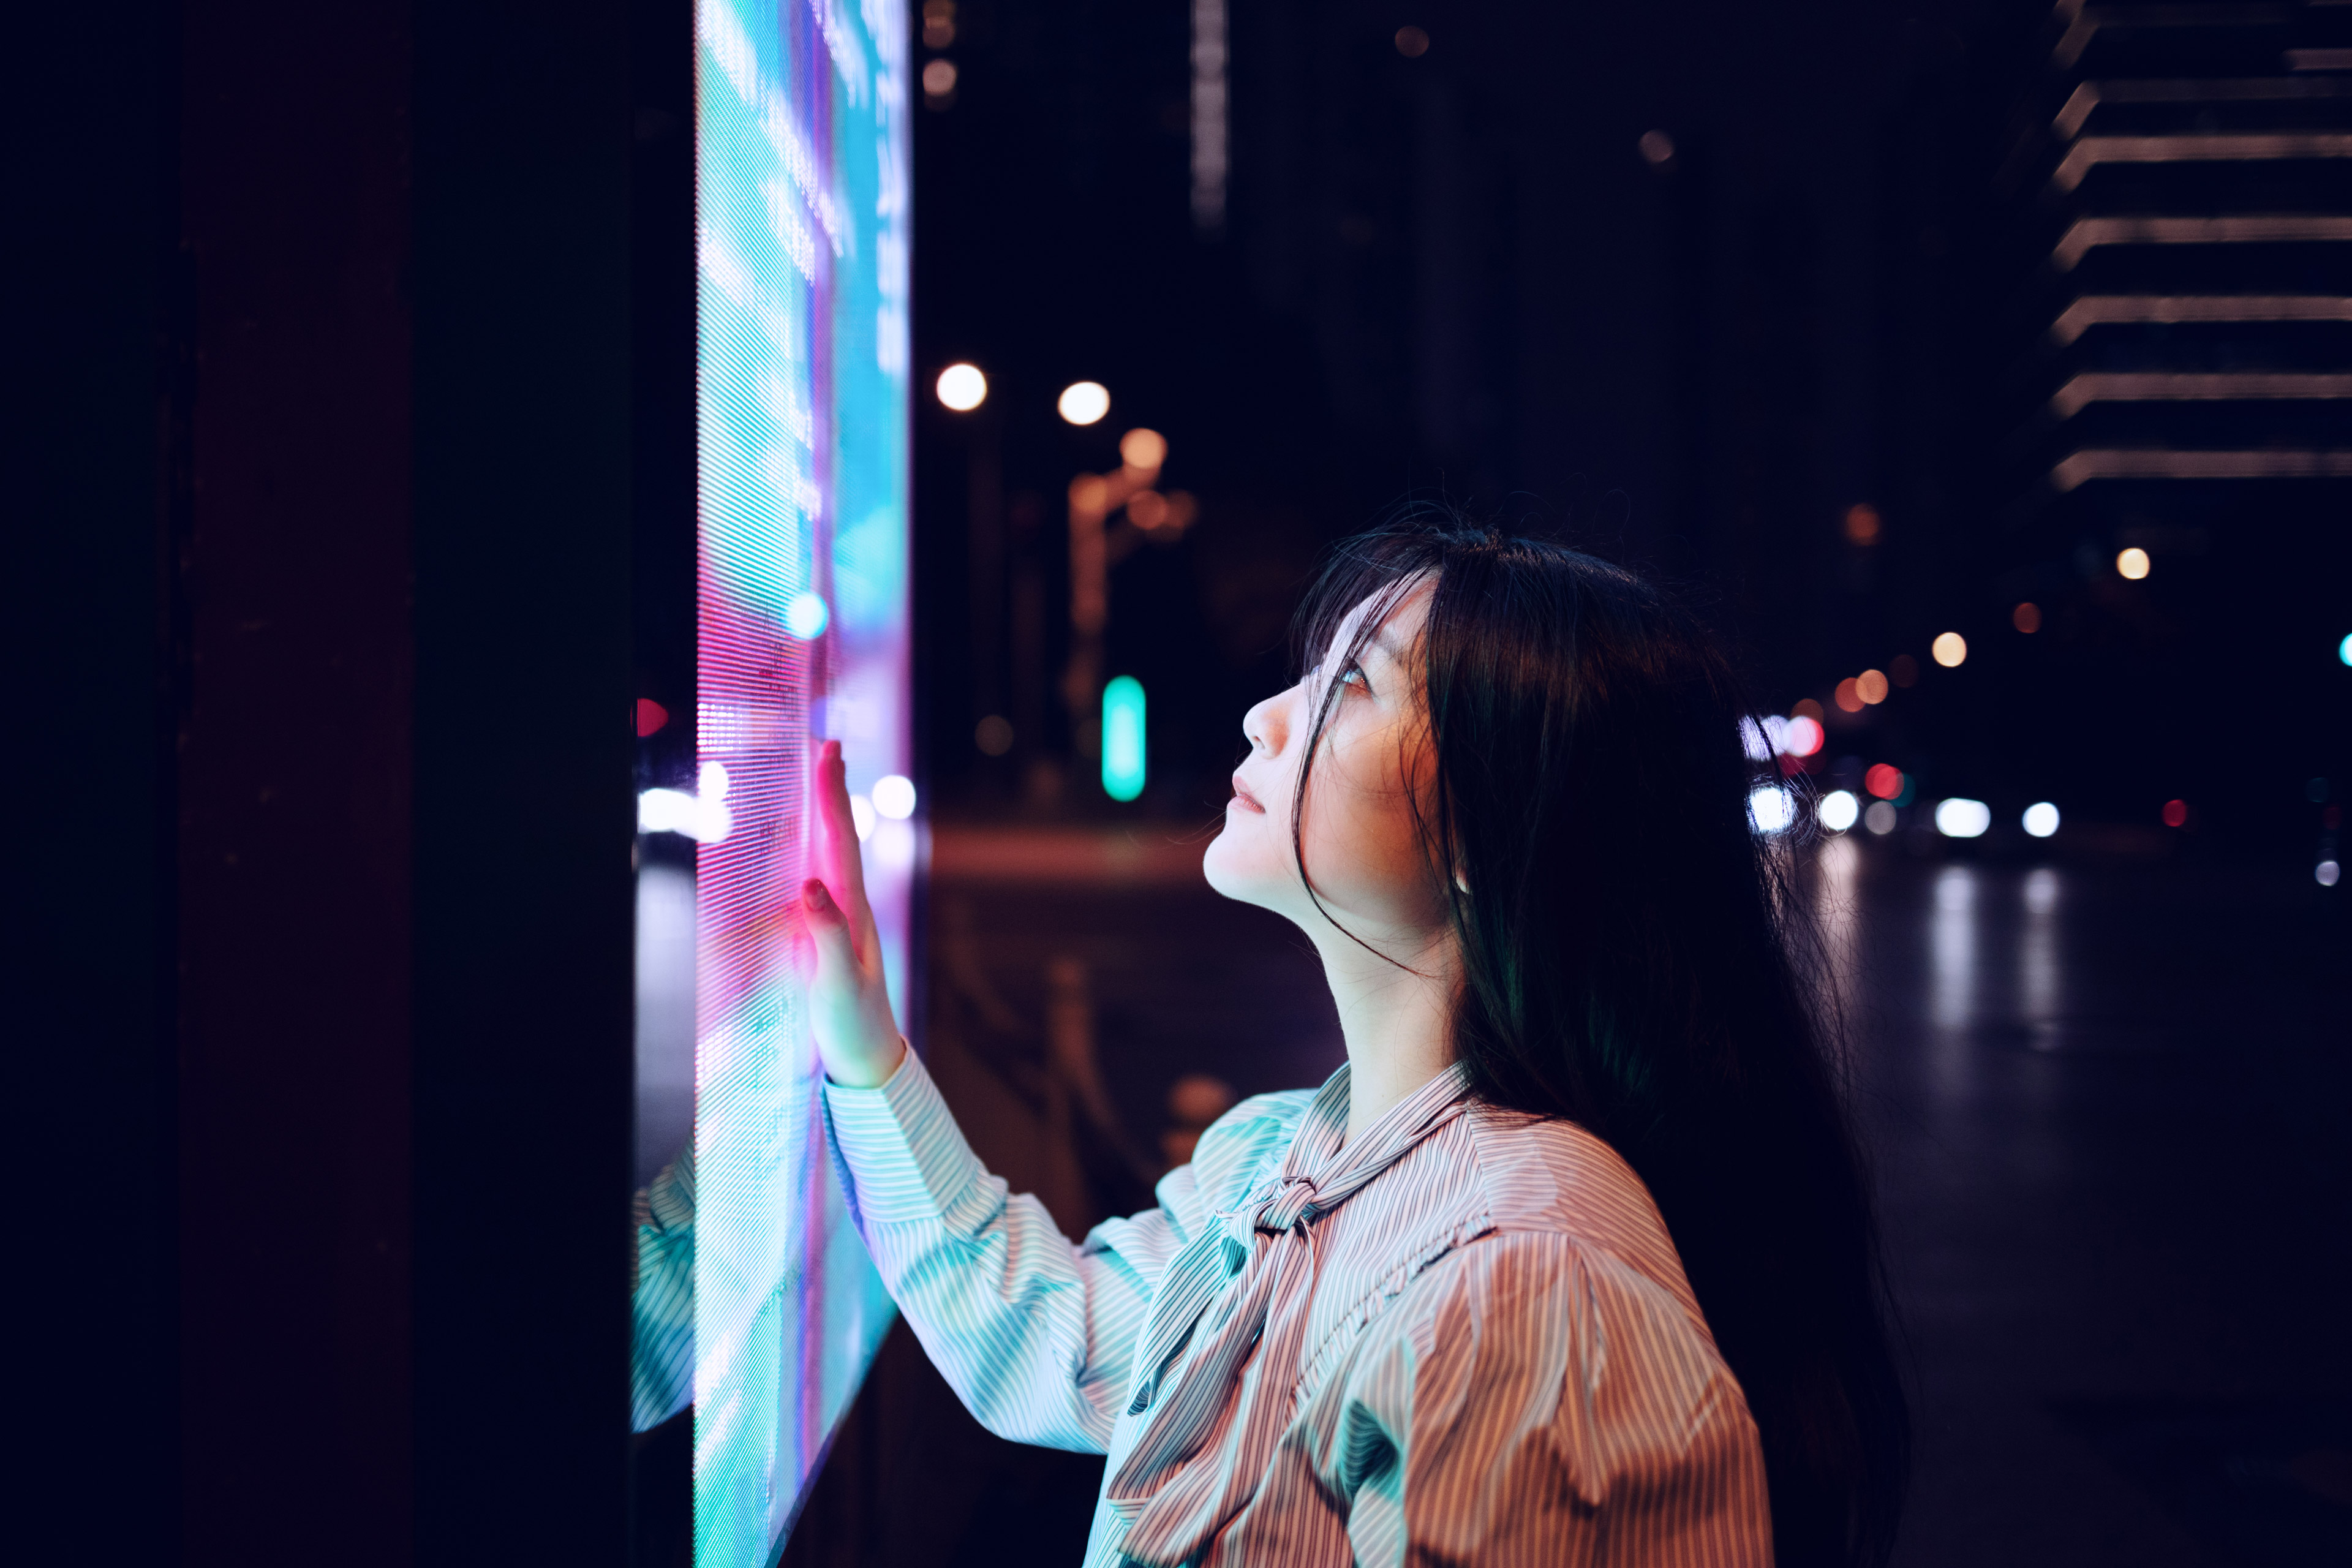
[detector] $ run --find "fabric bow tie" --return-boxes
[1107,1061,1472,1567]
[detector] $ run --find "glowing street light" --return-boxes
[1102,676,1147,801]
[935,362,987,411]
[1058,380,1110,425]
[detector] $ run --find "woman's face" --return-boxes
[1204,578,1447,944]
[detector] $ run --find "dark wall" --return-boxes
[9,2,644,1561]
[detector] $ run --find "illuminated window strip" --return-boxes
[2052,214,2352,270]
[2052,132,2352,191]
[2052,3,2291,72]
[2052,447,2352,490]
[2051,371,2352,418]
[2054,77,2352,140]
[2051,294,2352,343]
[1190,0,1227,230]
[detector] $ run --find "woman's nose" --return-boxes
[1241,687,1289,756]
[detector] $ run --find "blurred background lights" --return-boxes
[784,590,829,639]
[1856,668,1889,705]
[921,0,954,48]
[1101,675,1147,801]
[921,58,957,98]
[1819,790,1860,832]
[1058,380,1110,425]
[935,362,987,411]
[1638,129,1676,167]
[2162,798,2189,828]
[1119,427,1167,470]
[2012,601,2041,633]
[1747,783,1797,835]
[2320,861,2342,888]
[2339,632,2352,667]
[635,697,669,737]
[1931,631,1967,668]
[2022,801,2061,838]
[1842,502,1882,545]
[872,774,917,820]
[2116,546,2151,580]
[1835,677,1863,713]
[849,794,876,842]
[1864,800,1899,835]
[1866,763,1905,799]
[974,714,1014,756]
[1393,25,1429,56]
[1934,798,1992,838]
[1784,714,1824,756]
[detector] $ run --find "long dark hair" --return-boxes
[1290,516,1909,1567]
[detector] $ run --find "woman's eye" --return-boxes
[1336,662,1369,691]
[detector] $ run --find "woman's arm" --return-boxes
[1335,1234,1773,1567]
[800,740,1182,1452]
[824,1048,1193,1452]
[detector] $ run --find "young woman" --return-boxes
[797,519,1907,1566]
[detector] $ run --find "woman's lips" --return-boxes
[1230,774,1267,813]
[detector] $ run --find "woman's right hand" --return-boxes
[802,739,908,1088]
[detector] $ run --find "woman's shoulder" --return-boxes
[1453,1101,1704,1321]
[1187,1087,1317,1206]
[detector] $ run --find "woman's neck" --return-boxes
[1308,924,1460,1143]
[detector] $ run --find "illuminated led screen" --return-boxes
[693,0,911,1561]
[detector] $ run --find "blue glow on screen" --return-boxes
[693,0,910,1562]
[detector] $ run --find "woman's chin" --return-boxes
[1199,823,1257,903]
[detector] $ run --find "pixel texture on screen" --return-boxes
[694,0,911,1561]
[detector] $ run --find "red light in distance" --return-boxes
[636,698,670,738]
[2162,798,2188,828]
[1865,764,1904,800]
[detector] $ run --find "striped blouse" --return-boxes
[805,1047,1774,1566]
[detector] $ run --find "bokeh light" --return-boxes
[1864,800,1899,835]
[784,590,829,639]
[921,58,957,97]
[2320,861,2342,888]
[635,698,669,737]
[2022,801,2060,838]
[1119,427,1167,470]
[1058,380,1110,425]
[1835,677,1864,713]
[935,362,987,411]
[1843,503,1882,545]
[2162,798,2188,828]
[1638,130,1676,166]
[1931,631,1967,668]
[2116,546,2151,580]
[1856,669,1889,705]
[2339,632,2352,667]
[1784,715,1825,756]
[1866,763,1904,799]
[1394,25,1430,56]
[1747,783,1797,835]
[872,774,917,820]
[1101,676,1147,801]
[1819,790,1860,832]
[2012,601,2041,633]
[1934,798,1992,838]
[974,714,1014,756]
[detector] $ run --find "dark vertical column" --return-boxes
[410,0,637,1561]
[1,2,178,1560]
[170,6,419,1562]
